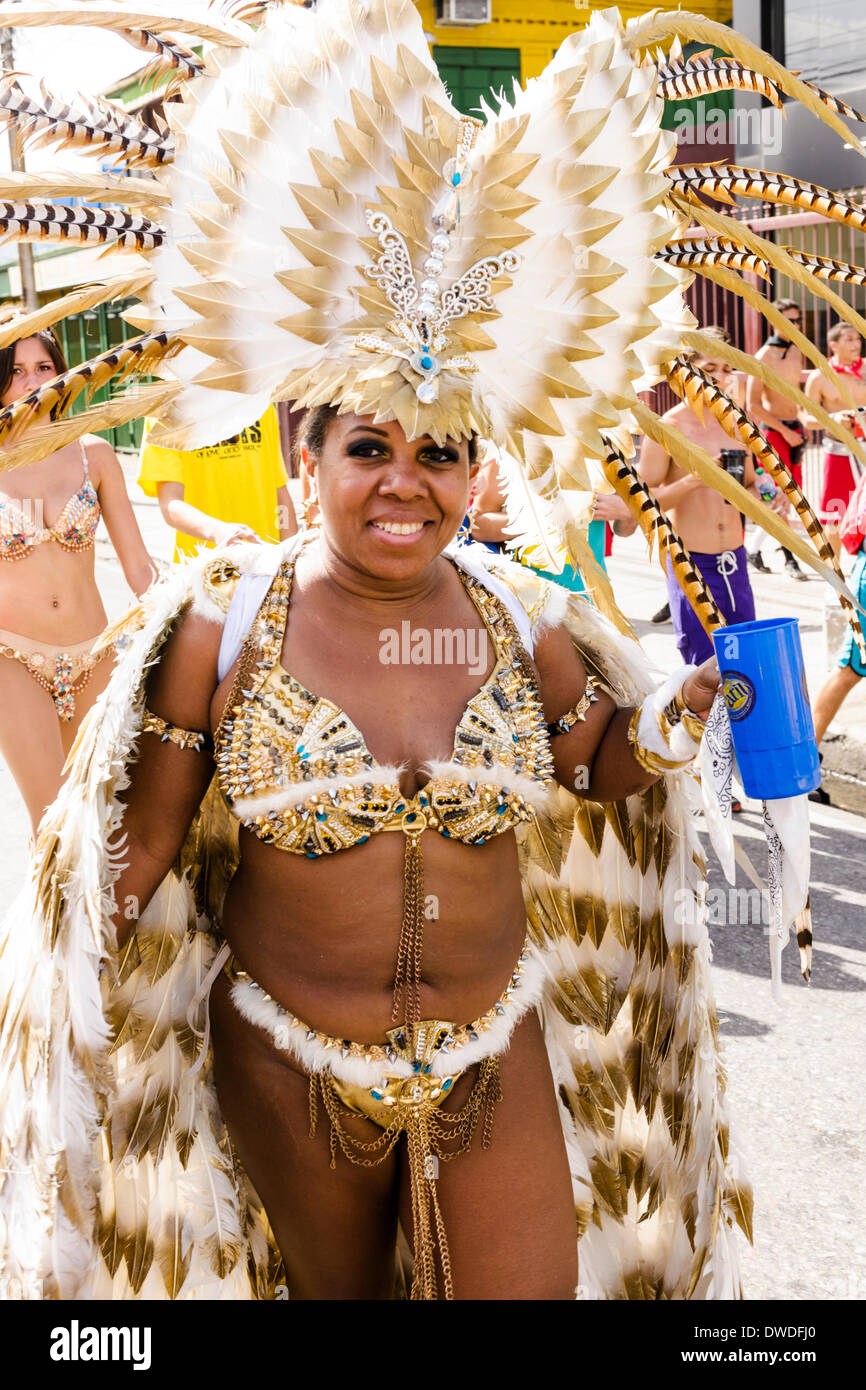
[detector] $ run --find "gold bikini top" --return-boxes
[214,553,555,855]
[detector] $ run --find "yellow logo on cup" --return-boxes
[722,671,756,721]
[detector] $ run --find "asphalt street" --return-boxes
[0,477,863,1301]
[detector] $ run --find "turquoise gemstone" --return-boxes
[315,812,326,821]
[413,1061,422,1073]
[452,172,461,185]
[442,1078,452,1090]
[420,354,433,369]
[371,1088,383,1101]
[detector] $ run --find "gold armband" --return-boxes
[626,673,705,776]
[546,676,600,739]
[142,709,213,753]
[661,688,707,746]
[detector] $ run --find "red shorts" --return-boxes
[764,427,803,488]
[820,451,859,526]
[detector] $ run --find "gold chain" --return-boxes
[391,824,425,1025]
[310,1056,502,1299]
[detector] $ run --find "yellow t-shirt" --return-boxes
[137,406,288,561]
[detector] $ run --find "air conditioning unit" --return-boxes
[436,0,492,28]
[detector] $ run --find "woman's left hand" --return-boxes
[682,657,722,721]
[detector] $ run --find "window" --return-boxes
[784,0,866,89]
[432,46,521,118]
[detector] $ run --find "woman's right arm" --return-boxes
[112,607,223,949]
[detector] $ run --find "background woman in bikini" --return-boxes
[0,329,157,831]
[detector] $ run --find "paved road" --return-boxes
[0,486,863,1300]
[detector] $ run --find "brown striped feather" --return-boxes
[0,332,178,445]
[667,162,866,234]
[668,187,866,343]
[600,436,725,637]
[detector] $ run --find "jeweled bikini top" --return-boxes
[0,441,100,562]
[215,553,554,854]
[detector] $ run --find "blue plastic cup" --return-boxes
[712,617,821,799]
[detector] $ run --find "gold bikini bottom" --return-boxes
[222,941,543,1299]
[0,627,111,722]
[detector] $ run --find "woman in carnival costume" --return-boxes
[1,0,865,1300]
[0,325,157,830]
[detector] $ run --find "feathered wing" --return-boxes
[487,555,749,1298]
[0,555,275,1300]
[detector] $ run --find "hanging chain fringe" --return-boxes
[309,1056,502,1300]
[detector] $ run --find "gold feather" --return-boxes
[0,270,153,349]
[683,264,864,415]
[0,381,179,475]
[629,11,866,157]
[0,169,170,208]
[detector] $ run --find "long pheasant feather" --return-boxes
[0,333,178,445]
[600,437,724,638]
[657,55,783,108]
[663,357,866,658]
[777,248,866,286]
[0,383,179,475]
[682,326,866,469]
[656,237,770,279]
[0,199,164,249]
[667,163,866,234]
[0,75,173,168]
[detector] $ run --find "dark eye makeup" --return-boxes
[345,437,461,464]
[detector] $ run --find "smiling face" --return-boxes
[304,413,477,582]
[0,335,61,408]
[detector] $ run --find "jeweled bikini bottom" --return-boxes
[222,938,547,1299]
[0,627,110,721]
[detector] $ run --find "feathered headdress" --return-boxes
[2,0,866,646]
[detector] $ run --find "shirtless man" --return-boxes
[613,348,787,664]
[745,298,808,579]
[803,322,866,560]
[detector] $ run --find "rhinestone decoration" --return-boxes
[230,941,534,1065]
[355,116,520,400]
[0,476,99,562]
[216,554,554,856]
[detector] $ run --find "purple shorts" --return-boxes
[665,546,756,665]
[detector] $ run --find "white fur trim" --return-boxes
[228,949,547,1087]
[448,543,537,655]
[232,765,407,819]
[634,667,703,764]
[532,580,569,637]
